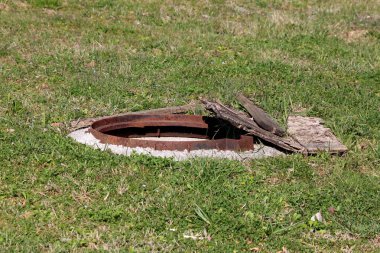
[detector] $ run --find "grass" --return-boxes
[0,0,379,251]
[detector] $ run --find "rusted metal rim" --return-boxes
[89,114,254,151]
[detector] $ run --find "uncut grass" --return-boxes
[1,0,379,251]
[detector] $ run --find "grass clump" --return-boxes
[27,0,61,8]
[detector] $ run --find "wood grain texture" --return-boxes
[201,99,306,153]
[287,116,348,154]
[236,94,286,136]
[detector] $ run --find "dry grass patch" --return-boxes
[258,49,313,69]
[269,10,300,26]
[220,20,256,36]
[344,29,369,42]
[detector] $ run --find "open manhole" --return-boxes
[89,114,254,151]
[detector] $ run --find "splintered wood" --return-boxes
[287,116,347,154]
[202,99,347,155]
[201,99,305,153]
[236,94,286,137]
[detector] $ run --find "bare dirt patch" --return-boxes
[43,8,57,16]
[0,3,9,11]
[307,230,359,243]
[345,29,368,42]
[13,1,30,9]
[370,234,380,248]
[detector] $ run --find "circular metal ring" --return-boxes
[89,114,254,151]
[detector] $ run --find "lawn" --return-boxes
[0,0,379,252]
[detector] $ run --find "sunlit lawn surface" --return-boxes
[0,0,379,251]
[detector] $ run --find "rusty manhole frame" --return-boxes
[89,114,254,151]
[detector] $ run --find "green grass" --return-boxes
[1,0,379,251]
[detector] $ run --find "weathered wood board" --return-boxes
[202,99,305,153]
[236,94,286,137]
[287,116,347,154]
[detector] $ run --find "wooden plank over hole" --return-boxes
[202,99,305,153]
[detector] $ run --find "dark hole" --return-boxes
[104,119,245,140]
[105,126,208,139]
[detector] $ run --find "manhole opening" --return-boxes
[90,114,254,151]
[104,124,244,140]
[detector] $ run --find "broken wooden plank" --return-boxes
[67,102,198,131]
[236,93,286,136]
[287,116,347,154]
[201,99,306,153]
